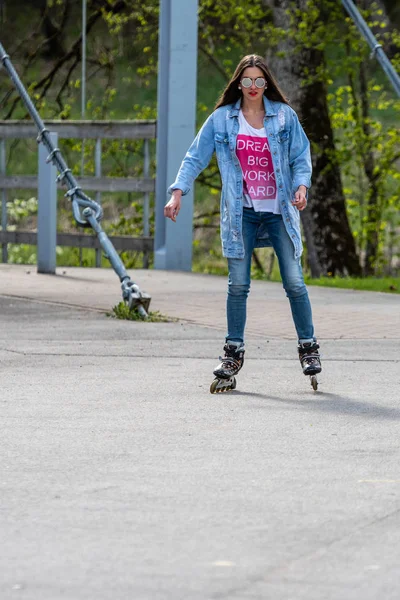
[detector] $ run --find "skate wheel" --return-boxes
[210,377,236,394]
[210,379,219,394]
[310,375,318,391]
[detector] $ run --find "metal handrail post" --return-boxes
[143,139,150,268]
[37,132,57,274]
[95,137,102,268]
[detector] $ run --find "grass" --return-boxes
[304,276,400,294]
[256,270,400,294]
[250,255,400,294]
[108,301,173,322]
[192,243,400,294]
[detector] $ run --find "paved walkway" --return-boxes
[1,264,399,339]
[1,265,400,600]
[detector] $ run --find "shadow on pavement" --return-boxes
[230,390,400,421]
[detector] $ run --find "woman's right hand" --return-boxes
[164,190,182,222]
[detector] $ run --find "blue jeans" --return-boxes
[227,208,315,344]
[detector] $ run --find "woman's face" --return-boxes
[239,66,266,103]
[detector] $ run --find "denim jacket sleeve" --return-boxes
[167,113,216,196]
[288,108,312,191]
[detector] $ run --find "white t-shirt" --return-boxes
[236,110,280,214]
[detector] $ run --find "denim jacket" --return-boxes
[168,96,312,259]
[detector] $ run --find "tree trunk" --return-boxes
[266,0,362,277]
[31,0,69,59]
[359,61,380,274]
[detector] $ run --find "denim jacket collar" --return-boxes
[228,96,279,118]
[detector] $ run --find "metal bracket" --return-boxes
[46,148,61,163]
[121,278,151,318]
[370,43,382,59]
[57,168,72,183]
[36,128,50,144]
[64,185,81,198]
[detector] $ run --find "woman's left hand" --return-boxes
[292,186,307,211]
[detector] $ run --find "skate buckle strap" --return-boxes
[302,355,319,364]
[219,356,240,369]
[301,354,321,369]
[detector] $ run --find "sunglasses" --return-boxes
[240,77,266,89]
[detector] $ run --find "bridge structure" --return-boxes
[0,0,199,278]
[0,0,398,280]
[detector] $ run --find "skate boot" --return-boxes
[298,341,321,391]
[210,342,245,394]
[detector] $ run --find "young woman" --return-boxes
[164,54,322,391]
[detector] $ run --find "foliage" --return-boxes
[329,84,400,273]
[326,3,400,275]
[6,244,37,265]
[109,301,172,322]
[6,196,38,225]
[304,275,400,294]
[0,0,274,119]
[280,0,400,275]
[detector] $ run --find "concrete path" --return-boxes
[1,264,399,339]
[1,265,400,599]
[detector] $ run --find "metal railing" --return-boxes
[0,119,156,269]
[341,0,400,98]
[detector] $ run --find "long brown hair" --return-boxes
[214,54,289,109]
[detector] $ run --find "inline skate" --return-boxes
[298,341,322,391]
[210,342,245,394]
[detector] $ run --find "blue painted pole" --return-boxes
[37,132,58,274]
[154,0,198,271]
